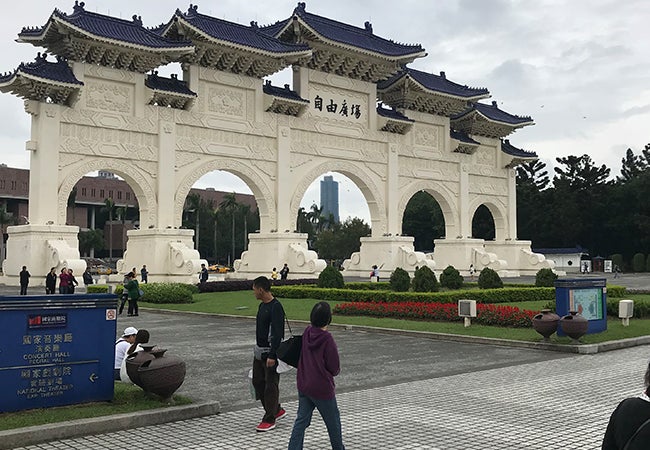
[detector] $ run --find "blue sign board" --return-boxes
[0,294,117,413]
[555,278,607,335]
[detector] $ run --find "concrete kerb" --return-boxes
[0,401,221,450]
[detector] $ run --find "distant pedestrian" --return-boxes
[288,302,345,449]
[370,265,379,282]
[614,265,621,279]
[200,263,209,283]
[119,272,129,315]
[19,266,30,295]
[59,268,70,294]
[124,272,141,317]
[82,267,94,287]
[271,267,278,281]
[280,263,290,280]
[469,264,476,280]
[602,360,650,449]
[68,269,79,294]
[45,267,57,294]
[140,265,148,283]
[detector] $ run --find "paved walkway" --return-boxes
[14,344,648,449]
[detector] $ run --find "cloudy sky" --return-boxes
[1,1,648,223]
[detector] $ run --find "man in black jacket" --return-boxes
[19,266,30,295]
[251,276,286,432]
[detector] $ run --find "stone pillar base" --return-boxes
[433,238,508,275]
[116,229,207,283]
[234,233,326,279]
[1,224,85,286]
[484,240,560,276]
[342,236,435,278]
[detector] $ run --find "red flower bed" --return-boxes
[333,301,535,328]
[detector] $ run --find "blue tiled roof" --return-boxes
[379,68,489,98]
[377,104,413,122]
[501,139,537,158]
[453,101,533,125]
[262,81,308,102]
[532,246,588,255]
[159,5,310,55]
[19,2,192,50]
[451,129,479,145]
[145,72,195,96]
[0,53,82,85]
[261,2,424,57]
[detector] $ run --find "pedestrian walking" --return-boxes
[288,302,345,449]
[82,267,93,288]
[124,272,141,317]
[45,267,57,294]
[199,263,209,283]
[140,265,148,283]
[280,263,290,280]
[19,266,30,295]
[252,276,286,432]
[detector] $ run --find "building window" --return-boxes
[126,192,130,201]
[108,190,113,199]
[91,188,96,197]
[117,191,122,200]
[0,180,5,189]
[100,189,104,198]
[22,182,27,190]
[11,181,16,190]
[81,188,86,196]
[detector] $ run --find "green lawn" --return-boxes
[141,291,650,344]
[0,383,191,431]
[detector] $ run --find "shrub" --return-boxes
[478,267,503,289]
[647,254,650,272]
[632,253,646,272]
[87,285,109,293]
[197,278,316,293]
[610,254,624,272]
[318,265,344,288]
[535,268,558,287]
[389,267,411,292]
[439,265,464,290]
[117,282,195,303]
[412,266,439,292]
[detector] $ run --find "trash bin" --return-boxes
[0,294,118,413]
[554,278,607,335]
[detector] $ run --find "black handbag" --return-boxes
[277,314,302,368]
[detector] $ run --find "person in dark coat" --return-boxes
[45,267,57,294]
[602,360,650,449]
[19,266,30,295]
[82,267,94,287]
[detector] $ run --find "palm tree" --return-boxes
[238,203,251,251]
[212,207,220,261]
[101,198,116,261]
[219,192,239,264]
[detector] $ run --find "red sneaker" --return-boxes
[256,421,276,432]
[275,408,287,420]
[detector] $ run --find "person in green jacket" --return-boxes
[124,272,141,317]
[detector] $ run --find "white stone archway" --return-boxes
[397,180,459,240]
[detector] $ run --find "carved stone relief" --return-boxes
[175,125,275,160]
[207,86,244,118]
[468,175,508,196]
[398,157,460,182]
[59,123,157,160]
[85,80,132,113]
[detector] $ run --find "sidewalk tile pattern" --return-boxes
[15,346,648,449]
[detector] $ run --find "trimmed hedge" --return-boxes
[273,285,555,304]
[116,282,195,304]
[389,268,411,292]
[197,278,316,293]
[343,282,391,291]
[318,266,344,288]
[606,298,650,318]
[87,285,109,293]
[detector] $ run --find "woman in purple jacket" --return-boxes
[288,302,345,450]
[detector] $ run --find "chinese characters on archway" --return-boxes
[314,95,362,119]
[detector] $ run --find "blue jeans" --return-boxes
[288,391,344,450]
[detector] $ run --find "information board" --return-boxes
[0,294,117,413]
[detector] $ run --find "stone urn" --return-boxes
[532,309,560,341]
[559,311,589,341]
[125,344,156,388]
[138,348,187,400]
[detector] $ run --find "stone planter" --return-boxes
[559,311,589,341]
[138,348,186,400]
[532,309,560,341]
[125,344,156,388]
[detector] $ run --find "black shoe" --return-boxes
[133,314,139,316]
[127,314,134,317]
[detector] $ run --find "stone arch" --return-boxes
[57,158,157,228]
[289,161,386,235]
[398,180,458,238]
[469,197,508,241]
[174,157,275,231]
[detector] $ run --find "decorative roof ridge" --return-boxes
[453,100,534,124]
[145,70,196,96]
[408,67,489,94]
[450,129,479,145]
[501,139,537,158]
[4,52,83,85]
[291,2,423,51]
[262,80,309,102]
[376,102,413,122]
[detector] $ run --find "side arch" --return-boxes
[289,161,386,235]
[58,158,157,228]
[174,157,275,231]
[398,180,458,239]
[468,197,508,240]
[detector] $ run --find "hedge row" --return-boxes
[197,278,316,293]
[272,286,556,304]
[606,298,650,318]
[115,282,197,304]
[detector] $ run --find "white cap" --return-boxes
[122,326,138,337]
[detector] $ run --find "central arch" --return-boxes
[398,180,458,239]
[290,161,386,236]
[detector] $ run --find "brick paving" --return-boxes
[14,345,648,449]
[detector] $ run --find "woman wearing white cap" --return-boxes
[114,326,137,380]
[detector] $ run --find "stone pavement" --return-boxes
[13,344,649,449]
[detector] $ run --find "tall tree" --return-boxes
[402,191,445,252]
[78,229,105,256]
[516,160,550,190]
[219,193,239,264]
[553,154,610,190]
[101,198,116,260]
[618,148,648,184]
[184,193,202,250]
